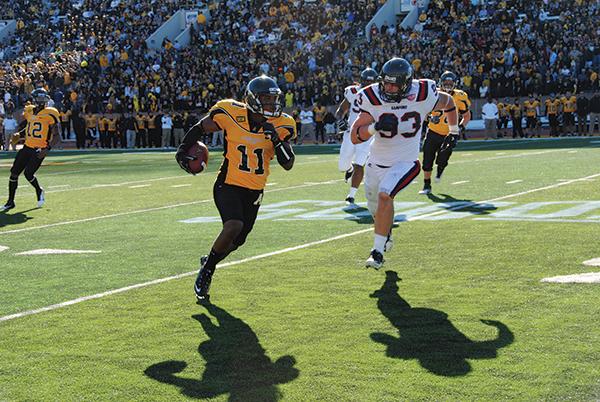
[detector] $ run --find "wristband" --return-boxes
[449,124,460,135]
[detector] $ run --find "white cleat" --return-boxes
[434,176,442,183]
[366,249,385,269]
[419,187,431,195]
[384,236,393,253]
[37,190,45,208]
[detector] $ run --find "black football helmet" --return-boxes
[31,88,50,108]
[378,57,413,102]
[360,67,378,86]
[440,71,457,92]
[245,75,283,118]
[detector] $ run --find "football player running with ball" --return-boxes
[351,58,460,269]
[335,67,378,204]
[1,88,61,212]
[176,76,296,303]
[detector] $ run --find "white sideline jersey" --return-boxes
[344,84,362,127]
[357,79,439,165]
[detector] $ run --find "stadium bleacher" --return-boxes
[0,0,598,147]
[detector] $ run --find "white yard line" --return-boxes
[129,184,151,189]
[1,157,338,198]
[506,180,523,184]
[451,180,469,185]
[48,185,71,189]
[1,173,598,323]
[44,167,113,176]
[171,184,191,188]
[0,245,8,252]
[0,151,553,198]
[0,179,344,236]
[452,149,562,165]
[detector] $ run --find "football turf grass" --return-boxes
[1,138,599,401]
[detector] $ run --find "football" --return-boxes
[186,141,209,174]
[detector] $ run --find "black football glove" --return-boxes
[262,122,281,146]
[441,134,459,151]
[374,114,397,132]
[175,144,196,175]
[337,119,348,132]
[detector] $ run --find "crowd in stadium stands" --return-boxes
[0,0,599,148]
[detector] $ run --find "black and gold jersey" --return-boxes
[209,99,296,190]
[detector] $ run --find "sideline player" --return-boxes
[419,71,471,195]
[176,76,296,303]
[335,67,378,204]
[351,57,459,269]
[1,88,61,212]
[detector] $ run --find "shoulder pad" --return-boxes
[416,79,437,102]
[361,84,383,106]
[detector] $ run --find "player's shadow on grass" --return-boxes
[426,193,498,216]
[144,303,299,401]
[342,204,373,224]
[0,208,37,228]
[370,271,514,377]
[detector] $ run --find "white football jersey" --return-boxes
[344,84,362,128]
[357,79,439,165]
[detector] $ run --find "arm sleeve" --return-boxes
[275,141,294,166]
[180,122,204,149]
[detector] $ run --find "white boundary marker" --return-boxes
[541,272,600,283]
[0,179,344,236]
[1,172,599,323]
[15,249,101,256]
[583,258,600,267]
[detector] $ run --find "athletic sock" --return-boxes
[348,187,358,198]
[204,248,228,270]
[7,178,17,204]
[424,178,431,188]
[373,234,387,254]
[28,177,42,195]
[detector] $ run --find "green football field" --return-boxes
[1,138,599,401]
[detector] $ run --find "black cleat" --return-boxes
[1,201,15,212]
[345,196,355,205]
[194,255,214,303]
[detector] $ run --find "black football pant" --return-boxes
[213,181,262,248]
[7,145,45,203]
[512,119,524,138]
[422,130,452,172]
